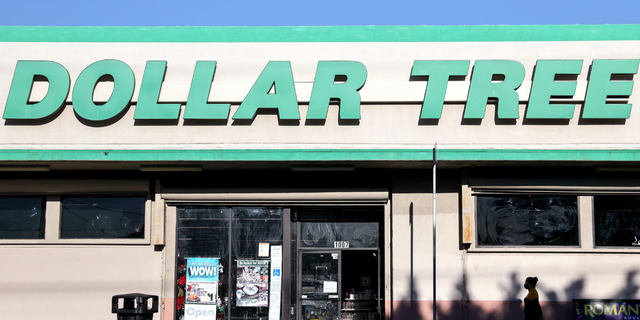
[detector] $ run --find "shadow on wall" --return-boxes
[393,274,423,320]
[392,270,639,320]
[613,270,640,299]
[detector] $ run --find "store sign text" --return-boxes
[3,59,639,123]
[574,299,640,320]
[185,306,216,319]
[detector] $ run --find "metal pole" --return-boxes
[432,143,437,320]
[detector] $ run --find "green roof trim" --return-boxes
[1,149,640,162]
[1,25,640,43]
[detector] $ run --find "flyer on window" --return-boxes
[185,257,219,320]
[236,260,269,307]
[268,246,282,320]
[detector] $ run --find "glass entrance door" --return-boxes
[297,250,380,320]
[299,251,341,320]
[339,250,379,320]
[293,216,383,320]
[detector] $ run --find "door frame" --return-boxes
[296,246,382,320]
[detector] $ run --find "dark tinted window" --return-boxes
[0,197,45,239]
[477,195,579,246]
[594,195,640,247]
[230,207,282,320]
[176,207,230,320]
[60,197,145,239]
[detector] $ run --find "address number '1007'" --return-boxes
[334,241,349,248]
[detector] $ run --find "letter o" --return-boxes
[186,307,195,315]
[72,59,135,121]
[594,304,603,315]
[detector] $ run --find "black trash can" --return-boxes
[112,293,159,320]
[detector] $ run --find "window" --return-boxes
[60,197,146,239]
[593,195,640,247]
[0,197,46,239]
[176,206,284,320]
[476,195,579,246]
[300,222,379,248]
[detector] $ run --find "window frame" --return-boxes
[0,195,152,245]
[0,196,47,240]
[464,186,640,253]
[473,194,581,248]
[161,190,390,320]
[591,195,640,249]
[58,195,150,242]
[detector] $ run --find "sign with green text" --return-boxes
[3,59,639,123]
[574,299,640,320]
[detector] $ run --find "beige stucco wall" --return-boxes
[0,245,163,320]
[390,170,464,317]
[390,169,640,320]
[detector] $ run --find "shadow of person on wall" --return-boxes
[540,277,584,320]
[614,270,640,299]
[390,272,594,320]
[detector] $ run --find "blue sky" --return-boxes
[2,0,640,26]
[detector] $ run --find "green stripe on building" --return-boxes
[1,149,639,162]
[1,25,640,43]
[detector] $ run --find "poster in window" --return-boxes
[236,260,269,307]
[269,246,282,320]
[185,257,219,320]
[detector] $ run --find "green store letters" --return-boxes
[3,59,639,122]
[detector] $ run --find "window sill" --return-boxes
[467,245,640,254]
[0,238,151,245]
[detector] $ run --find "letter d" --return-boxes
[3,61,70,119]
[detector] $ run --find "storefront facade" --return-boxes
[1,25,640,320]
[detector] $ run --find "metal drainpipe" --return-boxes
[432,143,438,320]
